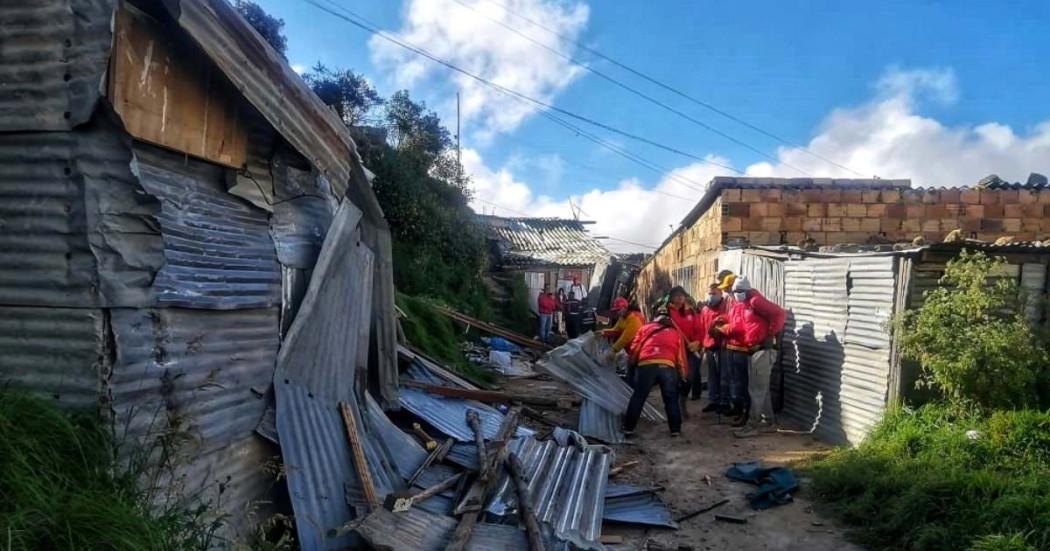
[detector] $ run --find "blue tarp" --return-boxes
[725,462,799,510]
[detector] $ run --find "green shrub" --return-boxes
[894,249,1050,409]
[0,391,226,550]
[396,293,495,386]
[804,404,1050,551]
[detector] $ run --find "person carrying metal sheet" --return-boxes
[697,282,731,411]
[710,276,786,437]
[622,308,688,437]
[602,297,645,360]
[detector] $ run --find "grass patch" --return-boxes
[0,390,226,550]
[803,404,1050,551]
[396,293,496,386]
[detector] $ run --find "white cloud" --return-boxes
[370,0,589,139]
[464,147,729,253]
[745,67,1050,186]
[290,63,307,75]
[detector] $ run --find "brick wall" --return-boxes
[634,198,723,310]
[721,187,1050,246]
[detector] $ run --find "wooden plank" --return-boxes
[338,401,379,511]
[507,453,545,551]
[109,4,247,168]
[435,306,552,351]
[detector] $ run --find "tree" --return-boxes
[304,64,383,126]
[895,249,1050,409]
[384,90,451,164]
[235,0,288,58]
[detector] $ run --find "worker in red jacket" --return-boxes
[711,276,786,437]
[666,286,704,408]
[537,286,557,343]
[622,308,687,437]
[696,283,731,411]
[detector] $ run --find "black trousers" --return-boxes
[686,352,703,399]
[623,365,683,433]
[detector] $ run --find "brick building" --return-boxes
[636,176,1050,307]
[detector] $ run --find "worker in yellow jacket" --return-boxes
[602,297,646,360]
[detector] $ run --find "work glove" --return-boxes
[604,350,617,364]
[708,324,723,338]
[763,336,775,350]
[687,341,701,353]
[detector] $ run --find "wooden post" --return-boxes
[507,453,546,551]
[446,407,522,551]
[339,401,379,511]
[406,437,454,487]
[466,409,487,477]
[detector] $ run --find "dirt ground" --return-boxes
[501,374,863,551]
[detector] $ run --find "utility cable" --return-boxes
[480,0,865,177]
[305,0,741,175]
[449,0,808,175]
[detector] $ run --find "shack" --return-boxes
[478,215,614,311]
[718,242,1050,445]
[0,0,397,542]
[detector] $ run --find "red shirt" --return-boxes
[698,300,730,349]
[629,322,688,378]
[668,304,701,344]
[538,293,557,314]
[722,290,787,350]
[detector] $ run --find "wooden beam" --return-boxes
[507,453,546,551]
[338,401,379,511]
[435,306,552,351]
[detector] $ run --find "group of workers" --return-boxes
[536,276,590,342]
[601,270,786,439]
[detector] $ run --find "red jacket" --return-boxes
[721,290,787,351]
[698,300,730,349]
[668,304,701,345]
[629,322,688,378]
[538,293,557,315]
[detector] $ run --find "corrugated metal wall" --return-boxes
[781,255,897,445]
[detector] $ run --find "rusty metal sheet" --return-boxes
[132,143,281,309]
[0,0,114,131]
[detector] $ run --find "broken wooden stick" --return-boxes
[406,437,454,487]
[400,379,575,408]
[411,422,438,450]
[466,410,488,478]
[446,407,522,551]
[506,453,545,551]
[714,513,747,524]
[609,460,640,477]
[383,472,464,513]
[338,401,379,511]
[674,498,730,523]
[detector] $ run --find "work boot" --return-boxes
[730,414,748,428]
[701,403,719,413]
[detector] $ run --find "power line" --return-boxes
[449,0,808,175]
[480,0,865,177]
[305,0,741,175]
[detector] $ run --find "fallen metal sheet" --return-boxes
[487,433,612,548]
[400,347,481,390]
[0,306,105,409]
[578,398,624,444]
[446,442,482,471]
[362,393,428,480]
[603,485,678,529]
[0,0,114,131]
[538,334,662,422]
[399,387,534,442]
[353,506,569,551]
[133,143,281,310]
[0,114,163,308]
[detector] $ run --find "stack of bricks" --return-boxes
[719,186,1050,246]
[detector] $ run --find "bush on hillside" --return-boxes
[804,404,1050,551]
[894,249,1050,409]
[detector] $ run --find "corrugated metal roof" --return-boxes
[0,0,114,131]
[538,335,663,426]
[602,484,678,529]
[0,306,104,409]
[353,507,569,550]
[270,153,337,270]
[578,398,624,444]
[478,215,611,267]
[0,114,163,308]
[398,387,535,442]
[485,434,612,547]
[780,256,898,445]
[133,144,281,310]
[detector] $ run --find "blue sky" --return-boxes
[256,0,1049,251]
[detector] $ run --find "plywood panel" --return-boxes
[109,4,247,168]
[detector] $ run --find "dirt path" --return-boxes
[502,375,862,551]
